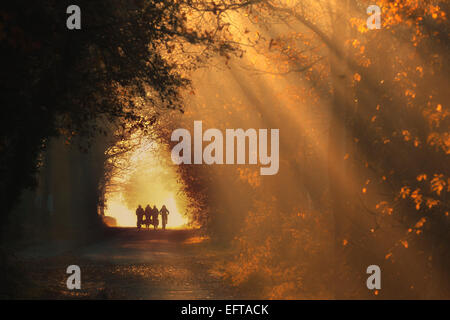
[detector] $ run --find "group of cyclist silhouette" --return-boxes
[135,204,170,230]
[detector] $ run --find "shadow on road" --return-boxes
[18,228,239,299]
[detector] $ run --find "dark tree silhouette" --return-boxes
[0,0,239,238]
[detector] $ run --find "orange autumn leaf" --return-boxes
[401,240,408,248]
[416,174,427,181]
[414,217,427,228]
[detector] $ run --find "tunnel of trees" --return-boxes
[0,0,448,299]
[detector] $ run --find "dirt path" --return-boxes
[21,228,238,299]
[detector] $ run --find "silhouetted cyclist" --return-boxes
[160,205,169,230]
[151,205,159,230]
[136,205,144,230]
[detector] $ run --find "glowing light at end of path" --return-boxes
[105,193,189,228]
